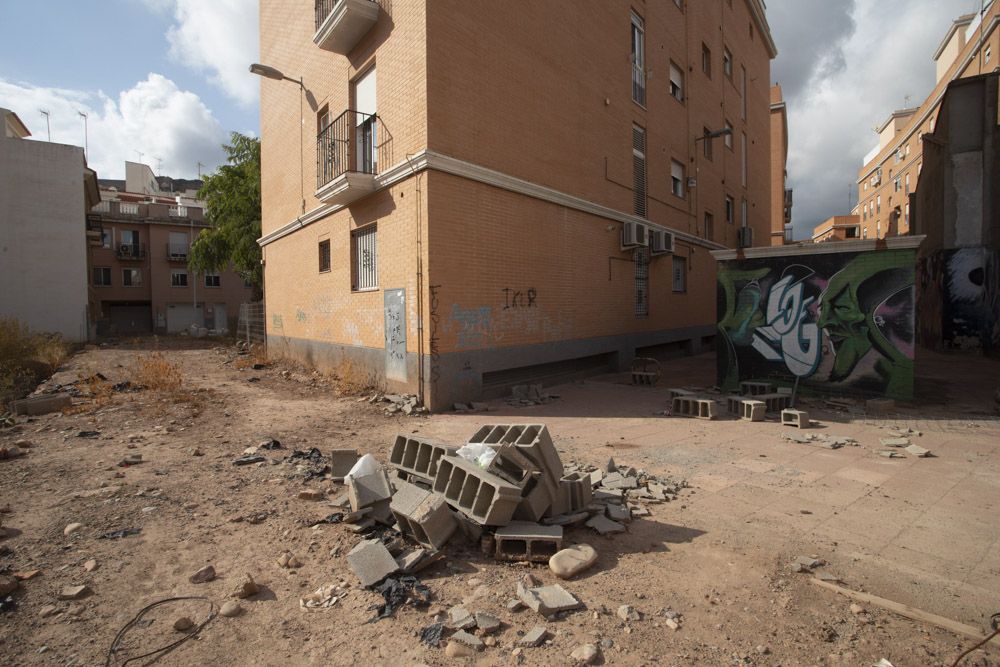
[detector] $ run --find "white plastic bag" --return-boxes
[345,453,380,481]
[455,443,497,469]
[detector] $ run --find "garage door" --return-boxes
[105,304,152,334]
[165,304,204,333]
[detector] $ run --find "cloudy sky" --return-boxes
[0,0,987,235]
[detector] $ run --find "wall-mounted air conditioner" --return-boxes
[621,221,649,249]
[649,229,674,255]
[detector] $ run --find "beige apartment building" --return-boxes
[86,162,253,335]
[769,84,791,245]
[258,0,777,409]
[811,215,861,243]
[854,3,999,240]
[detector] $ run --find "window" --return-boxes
[703,212,714,240]
[631,12,646,106]
[985,45,992,65]
[353,67,378,174]
[905,203,910,227]
[672,255,687,292]
[863,227,868,239]
[863,204,867,221]
[741,133,748,186]
[724,120,733,148]
[633,125,647,216]
[669,61,684,101]
[905,173,910,195]
[168,231,188,259]
[171,270,188,287]
[876,195,881,214]
[702,44,712,78]
[702,128,714,160]
[634,247,649,316]
[204,273,221,288]
[670,160,685,198]
[894,176,901,192]
[100,230,111,249]
[740,66,747,119]
[351,225,378,291]
[122,268,142,287]
[846,227,859,239]
[905,143,911,156]
[318,239,331,272]
[723,47,733,78]
[877,219,881,238]
[92,267,111,286]
[725,196,734,224]
[864,181,868,192]
[741,198,748,227]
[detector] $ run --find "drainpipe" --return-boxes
[404,154,425,407]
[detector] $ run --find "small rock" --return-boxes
[450,630,484,651]
[39,605,59,618]
[189,565,216,584]
[277,552,303,569]
[507,598,525,612]
[664,617,680,630]
[549,544,598,579]
[445,641,476,658]
[756,645,771,655]
[298,489,324,501]
[190,447,204,456]
[474,611,502,634]
[0,575,20,596]
[850,603,866,615]
[58,585,92,600]
[570,643,600,664]
[517,625,548,647]
[617,604,641,623]
[174,617,194,632]
[233,574,260,598]
[219,600,242,617]
[64,523,84,537]
[447,605,476,630]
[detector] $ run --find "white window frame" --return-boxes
[672,255,687,293]
[204,273,221,288]
[723,47,733,78]
[122,268,142,287]
[171,270,188,288]
[669,61,684,102]
[670,160,685,198]
[724,120,733,149]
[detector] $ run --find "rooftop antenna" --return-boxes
[197,161,205,178]
[903,94,911,107]
[135,150,144,163]
[154,156,162,175]
[77,111,88,158]
[39,109,51,141]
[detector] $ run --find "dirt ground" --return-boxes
[1,338,998,666]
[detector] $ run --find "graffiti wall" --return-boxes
[717,246,918,400]
[918,248,1000,353]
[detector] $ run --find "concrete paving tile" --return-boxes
[875,543,977,583]
[831,465,895,487]
[810,507,912,551]
[890,522,993,566]
[799,476,876,507]
[730,457,777,474]
[714,483,787,511]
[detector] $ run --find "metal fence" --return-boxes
[237,302,266,346]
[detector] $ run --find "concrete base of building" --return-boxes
[268,324,714,410]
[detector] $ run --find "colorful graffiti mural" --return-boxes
[717,247,918,400]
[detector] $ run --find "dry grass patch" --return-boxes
[131,352,183,393]
[0,318,71,409]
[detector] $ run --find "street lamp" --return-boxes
[691,126,732,239]
[250,63,306,214]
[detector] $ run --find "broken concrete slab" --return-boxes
[446,605,476,630]
[586,514,625,535]
[449,629,484,651]
[517,625,548,647]
[605,504,630,522]
[346,539,399,588]
[518,583,582,616]
[879,437,910,448]
[10,393,72,416]
[905,444,931,457]
[877,450,905,459]
[474,611,502,634]
[347,469,393,511]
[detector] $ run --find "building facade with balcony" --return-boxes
[853,3,999,240]
[258,0,777,409]
[0,108,99,342]
[87,163,253,335]
[811,215,861,243]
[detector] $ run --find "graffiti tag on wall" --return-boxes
[717,248,917,399]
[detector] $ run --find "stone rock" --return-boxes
[39,605,59,618]
[664,617,680,630]
[0,575,20,596]
[507,598,525,612]
[447,605,476,630]
[474,611,502,634]
[549,544,598,579]
[585,514,625,535]
[617,604,641,622]
[450,630,485,651]
[173,616,194,632]
[277,552,302,568]
[517,625,548,647]
[756,645,771,655]
[233,574,260,599]
[58,585,92,600]
[219,600,242,617]
[570,643,600,664]
[445,640,477,658]
[518,583,582,616]
[298,489,324,501]
[63,523,83,537]
[850,603,866,615]
[189,565,216,584]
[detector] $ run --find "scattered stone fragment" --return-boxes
[0,575,19,596]
[507,598,525,612]
[447,605,476,630]
[347,538,399,588]
[877,450,905,458]
[756,645,771,655]
[474,611,502,634]
[617,604,641,622]
[850,603,866,615]
[606,504,631,522]
[13,570,40,580]
[58,585,92,600]
[39,605,59,618]
[450,629,485,651]
[570,643,600,664]
[586,515,625,535]
[796,556,823,569]
[549,544,598,579]
[519,583,582,616]
[445,641,477,658]
[518,625,548,647]
[173,617,194,632]
[297,489,324,501]
[879,437,910,448]
[233,574,260,599]
[277,552,302,568]
[189,565,216,584]
[664,617,680,630]
[219,601,242,617]
[63,523,83,537]
[905,444,931,457]
[604,457,617,472]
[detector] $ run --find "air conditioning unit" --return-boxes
[737,226,754,248]
[621,221,649,249]
[649,229,674,255]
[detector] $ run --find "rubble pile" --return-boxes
[366,393,427,416]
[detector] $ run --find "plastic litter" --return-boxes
[232,455,266,466]
[100,527,142,540]
[368,576,432,621]
[345,453,380,481]
[419,622,444,647]
[455,443,497,469]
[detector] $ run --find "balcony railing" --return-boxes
[168,206,188,217]
[317,109,379,188]
[314,0,380,54]
[117,243,146,260]
[119,202,139,215]
[632,63,646,106]
[166,243,189,261]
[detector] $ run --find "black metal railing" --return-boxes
[316,109,379,189]
[632,63,646,106]
[117,243,146,260]
[166,243,189,261]
[315,0,380,31]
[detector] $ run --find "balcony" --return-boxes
[314,0,379,54]
[166,243,189,261]
[117,243,146,260]
[168,205,188,218]
[315,109,381,206]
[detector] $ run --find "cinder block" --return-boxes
[512,474,553,522]
[672,396,719,419]
[668,388,696,401]
[348,469,393,511]
[10,393,71,416]
[741,399,766,421]
[432,454,521,526]
[781,409,810,428]
[330,449,360,479]
[725,395,744,415]
[390,479,457,549]
[631,371,657,386]
[347,538,399,587]
[389,435,457,484]
[757,393,793,413]
[487,444,538,489]
[739,381,773,396]
[547,472,593,517]
[495,522,564,562]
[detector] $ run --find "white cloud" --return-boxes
[770,0,982,238]
[154,0,260,107]
[0,74,227,180]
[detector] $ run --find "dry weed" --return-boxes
[131,352,183,393]
[0,317,71,408]
[336,357,384,395]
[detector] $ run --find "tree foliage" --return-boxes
[188,132,262,296]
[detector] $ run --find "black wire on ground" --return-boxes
[950,612,1000,667]
[104,596,216,667]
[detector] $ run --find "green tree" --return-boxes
[189,132,262,298]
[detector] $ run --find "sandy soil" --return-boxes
[0,338,998,666]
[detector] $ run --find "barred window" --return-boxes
[634,247,649,317]
[633,125,647,217]
[351,225,378,291]
[318,239,331,273]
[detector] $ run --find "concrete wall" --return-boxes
[0,137,89,341]
[714,239,922,401]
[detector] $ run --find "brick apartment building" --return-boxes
[257,0,777,409]
[769,84,792,245]
[87,162,253,335]
[853,3,998,240]
[811,215,861,243]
